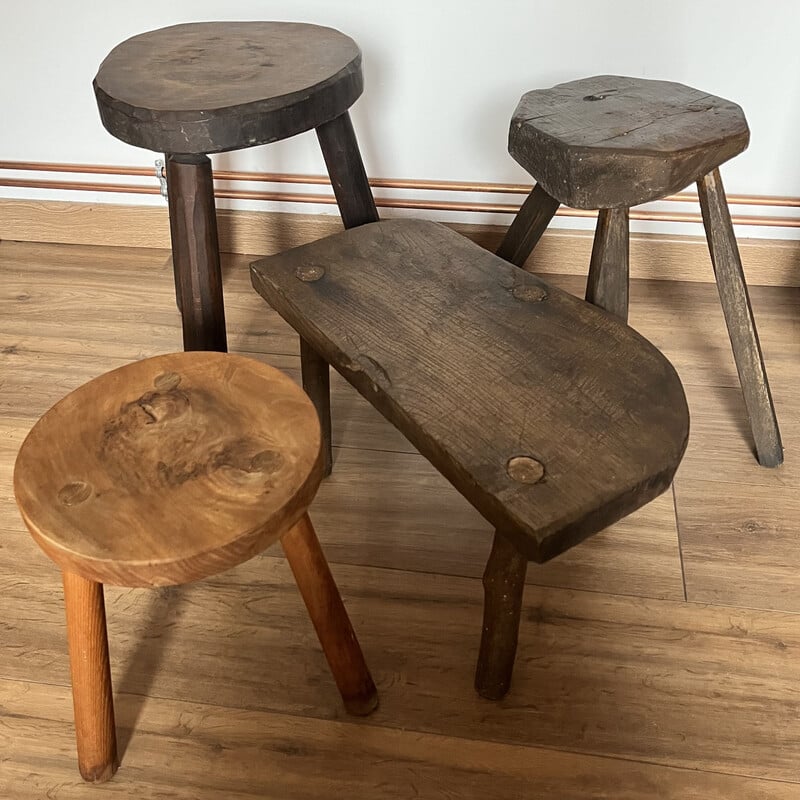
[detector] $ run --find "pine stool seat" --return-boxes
[13,351,377,782]
[499,75,782,467]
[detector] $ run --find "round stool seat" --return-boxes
[93,21,363,154]
[14,352,322,587]
[508,75,750,208]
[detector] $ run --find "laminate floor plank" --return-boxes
[2,237,799,796]
[3,678,793,800]
[1,556,799,783]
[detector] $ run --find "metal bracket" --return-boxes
[154,159,168,198]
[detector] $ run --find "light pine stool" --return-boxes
[498,75,782,467]
[13,352,377,782]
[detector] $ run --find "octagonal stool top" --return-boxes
[93,21,363,154]
[508,75,750,209]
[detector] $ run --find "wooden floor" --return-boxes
[1,236,799,798]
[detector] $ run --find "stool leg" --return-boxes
[475,531,528,701]
[62,571,118,783]
[281,513,378,716]
[585,207,630,322]
[496,184,560,266]
[316,111,379,229]
[165,153,227,352]
[697,168,783,467]
[307,112,381,475]
[300,339,332,476]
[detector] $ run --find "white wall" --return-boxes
[2,0,800,235]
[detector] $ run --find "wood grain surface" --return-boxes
[697,169,783,467]
[251,219,689,562]
[495,183,560,266]
[14,352,323,585]
[62,571,118,782]
[585,207,630,320]
[166,155,227,351]
[281,514,378,716]
[509,75,750,208]
[3,238,800,798]
[94,22,363,154]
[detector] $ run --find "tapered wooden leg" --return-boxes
[166,153,227,352]
[585,207,630,322]
[316,111,380,229]
[310,112,380,474]
[300,338,332,476]
[496,184,560,266]
[63,571,118,783]
[697,169,782,467]
[281,513,378,715]
[475,531,528,700]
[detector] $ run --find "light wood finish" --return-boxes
[585,207,631,321]
[14,352,323,586]
[697,168,782,466]
[3,238,800,796]
[281,514,378,715]
[62,571,117,782]
[12,347,379,781]
[3,679,797,800]
[3,197,800,288]
[674,478,800,610]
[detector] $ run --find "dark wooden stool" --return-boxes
[498,75,782,467]
[251,219,689,700]
[13,352,377,782]
[94,22,379,470]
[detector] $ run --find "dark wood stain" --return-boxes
[251,219,689,564]
[93,22,364,155]
[508,75,750,209]
[498,74,782,468]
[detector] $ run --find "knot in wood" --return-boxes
[154,371,182,391]
[58,481,93,506]
[296,264,325,282]
[512,285,547,303]
[506,456,545,485]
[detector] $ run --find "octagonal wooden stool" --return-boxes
[94,22,380,474]
[13,352,377,782]
[498,75,782,467]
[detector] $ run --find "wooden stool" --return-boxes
[497,75,782,467]
[251,219,690,700]
[94,22,379,472]
[13,352,377,782]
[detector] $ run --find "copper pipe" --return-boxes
[2,159,800,210]
[3,175,800,227]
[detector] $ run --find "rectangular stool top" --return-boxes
[251,220,688,562]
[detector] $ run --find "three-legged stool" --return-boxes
[94,22,380,472]
[13,351,377,782]
[498,75,782,467]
